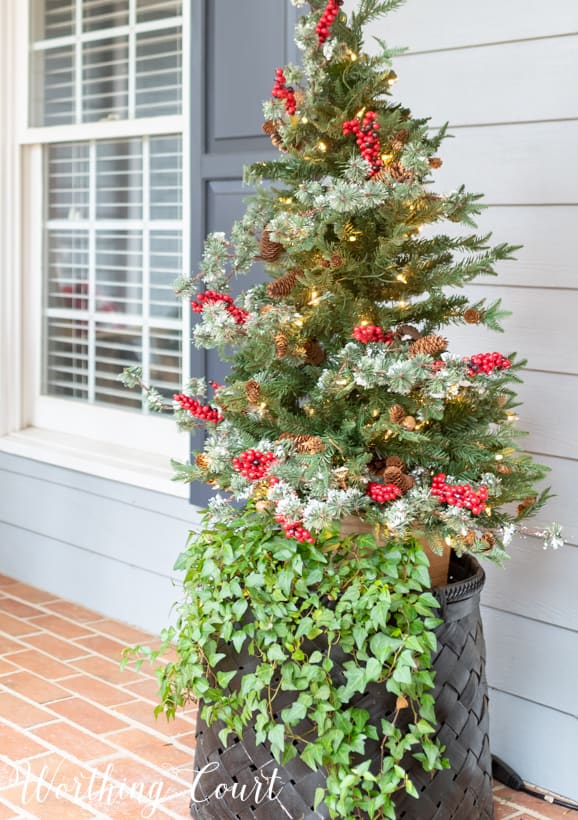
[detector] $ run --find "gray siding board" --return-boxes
[0,521,181,634]
[0,452,194,632]
[482,607,578,716]
[489,688,578,801]
[396,36,578,126]
[482,538,578,630]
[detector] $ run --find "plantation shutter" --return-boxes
[35,0,185,412]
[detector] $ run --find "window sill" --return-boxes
[0,427,189,499]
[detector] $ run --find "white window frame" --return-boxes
[0,0,191,497]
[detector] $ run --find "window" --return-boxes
[17,0,189,460]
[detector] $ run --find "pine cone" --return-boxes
[391,129,409,152]
[389,404,406,424]
[482,532,495,550]
[383,466,414,493]
[389,161,414,183]
[386,455,407,472]
[408,334,448,358]
[382,466,406,488]
[517,496,536,516]
[497,463,512,475]
[195,454,209,470]
[278,433,325,454]
[464,530,477,547]
[401,415,417,431]
[262,119,280,136]
[245,380,261,404]
[399,474,415,492]
[293,89,306,107]
[304,339,325,366]
[267,269,300,298]
[464,307,482,324]
[275,333,288,358]
[295,435,325,454]
[371,168,391,184]
[259,229,284,262]
[429,157,443,169]
[369,456,387,474]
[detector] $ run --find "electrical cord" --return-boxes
[492,755,578,812]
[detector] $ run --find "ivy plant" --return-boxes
[124,506,448,819]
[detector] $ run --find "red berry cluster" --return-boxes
[342,111,383,177]
[232,449,276,481]
[173,393,223,424]
[466,352,511,377]
[431,473,489,516]
[191,290,249,325]
[430,360,446,373]
[316,0,342,45]
[276,514,315,544]
[272,69,297,115]
[209,380,222,391]
[352,325,394,344]
[366,483,403,503]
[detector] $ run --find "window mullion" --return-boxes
[128,0,136,119]
[87,139,96,403]
[74,0,82,124]
[142,134,151,414]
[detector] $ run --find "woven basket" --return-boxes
[190,553,493,820]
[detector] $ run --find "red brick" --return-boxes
[70,655,141,685]
[120,676,162,702]
[105,728,193,770]
[59,674,135,707]
[30,614,95,640]
[74,634,129,663]
[494,802,523,819]
[44,601,104,623]
[5,582,57,604]
[496,788,575,819]
[0,691,56,728]
[23,633,88,662]
[0,612,39,637]
[0,598,44,619]
[4,649,73,680]
[32,721,117,762]
[0,634,24,654]
[0,724,49,760]
[49,697,129,734]
[0,799,25,819]
[0,658,18,677]
[1,671,71,704]
[1,785,94,819]
[88,619,153,645]
[0,757,21,790]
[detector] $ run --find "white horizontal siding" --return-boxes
[348,0,578,800]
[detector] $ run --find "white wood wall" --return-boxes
[345,0,578,800]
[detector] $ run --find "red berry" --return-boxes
[232,449,276,481]
[173,393,223,424]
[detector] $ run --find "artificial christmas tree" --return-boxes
[123,0,562,817]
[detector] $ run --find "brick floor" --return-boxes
[0,574,576,819]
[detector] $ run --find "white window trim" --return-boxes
[0,0,192,499]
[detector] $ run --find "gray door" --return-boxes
[189,0,299,506]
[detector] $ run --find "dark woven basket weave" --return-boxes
[190,553,493,820]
